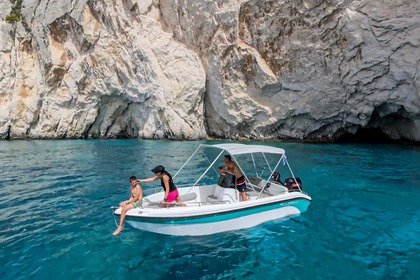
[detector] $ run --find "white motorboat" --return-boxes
[112,143,311,236]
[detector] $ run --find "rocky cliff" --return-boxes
[1,0,419,142]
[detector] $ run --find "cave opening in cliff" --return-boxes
[337,128,394,143]
[337,104,412,144]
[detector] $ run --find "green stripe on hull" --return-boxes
[120,198,310,225]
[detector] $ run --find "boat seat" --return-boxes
[258,179,271,189]
[144,193,197,203]
[206,195,225,204]
[246,190,261,200]
[180,192,197,202]
[142,198,160,207]
[142,193,197,207]
[248,175,262,186]
[206,186,236,204]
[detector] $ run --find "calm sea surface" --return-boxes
[0,140,419,280]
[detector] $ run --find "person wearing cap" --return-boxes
[137,165,186,207]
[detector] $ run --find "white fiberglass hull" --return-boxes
[126,205,301,236]
[114,191,311,236]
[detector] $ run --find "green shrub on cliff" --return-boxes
[5,0,23,23]
[5,13,20,23]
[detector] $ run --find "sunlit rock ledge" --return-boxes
[0,0,419,143]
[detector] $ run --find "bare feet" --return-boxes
[113,226,123,236]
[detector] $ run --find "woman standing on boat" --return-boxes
[137,165,186,207]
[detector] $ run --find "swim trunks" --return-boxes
[236,176,247,192]
[131,200,142,208]
[167,189,179,202]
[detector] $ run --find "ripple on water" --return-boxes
[0,140,419,279]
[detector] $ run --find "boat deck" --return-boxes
[247,175,288,197]
[139,176,289,209]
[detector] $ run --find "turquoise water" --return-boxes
[0,140,419,279]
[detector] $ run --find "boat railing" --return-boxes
[143,200,231,208]
[110,206,120,226]
[141,191,232,208]
[187,200,231,206]
[247,179,289,197]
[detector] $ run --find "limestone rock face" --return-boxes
[0,0,419,142]
[0,0,206,139]
[160,0,420,142]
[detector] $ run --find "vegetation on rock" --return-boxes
[5,0,23,23]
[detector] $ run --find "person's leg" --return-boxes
[175,195,186,207]
[237,183,247,201]
[241,191,247,201]
[113,204,134,235]
[168,190,186,207]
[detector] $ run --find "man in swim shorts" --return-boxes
[113,176,143,236]
[218,155,248,201]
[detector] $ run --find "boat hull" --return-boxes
[119,198,310,236]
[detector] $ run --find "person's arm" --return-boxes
[218,163,227,172]
[137,176,158,183]
[119,192,133,207]
[119,200,129,207]
[224,162,235,174]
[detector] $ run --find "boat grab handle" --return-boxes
[111,206,119,227]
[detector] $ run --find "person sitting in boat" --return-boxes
[113,176,143,236]
[218,155,247,201]
[137,165,186,207]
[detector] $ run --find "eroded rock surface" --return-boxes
[1,0,419,142]
[0,0,206,139]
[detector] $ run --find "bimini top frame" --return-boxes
[173,143,301,195]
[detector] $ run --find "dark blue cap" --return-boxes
[151,165,165,173]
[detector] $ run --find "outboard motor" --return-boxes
[284,177,302,191]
